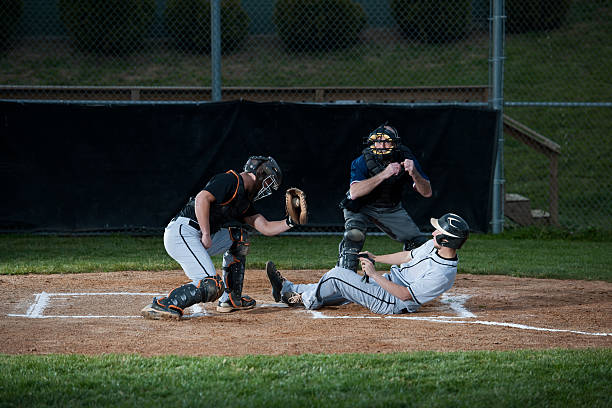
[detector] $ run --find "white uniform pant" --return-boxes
[163,217,232,284]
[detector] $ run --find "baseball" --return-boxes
[293,197,300,207]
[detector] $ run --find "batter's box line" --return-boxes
[305,291,611,337]
[11,292,611,337]
[7,291,287,319]
[306,292,475,321]
[8,291,166,319]
[306,313,611,336]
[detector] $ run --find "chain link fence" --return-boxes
[0,0,610,232]
[502,0,611,232]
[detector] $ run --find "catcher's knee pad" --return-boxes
[227,227,250,257]
[198,275,225,303]
[338,219,366,272]
[161,283,208,315]
[162,277,220,315]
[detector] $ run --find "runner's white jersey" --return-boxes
[388,240,457,311]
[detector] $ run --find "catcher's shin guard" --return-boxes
[141,275,224,320]
[337,220,366,272]
[217,227,255,313]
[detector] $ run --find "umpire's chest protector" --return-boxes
[363,146,413,207]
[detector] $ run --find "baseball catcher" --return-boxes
[142,155,306,320]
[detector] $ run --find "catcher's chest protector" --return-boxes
[209,171,252,231]
[174,172,251,233]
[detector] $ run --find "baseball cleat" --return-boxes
[216,294,256,313]
[266,260,285,302]
[141,297,183,320]
[281,291,303,308]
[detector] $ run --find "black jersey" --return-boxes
[176,170,257,233]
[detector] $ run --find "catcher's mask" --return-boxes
[363,123,400,156]
[244,156,282,201]
[430,213,470,249]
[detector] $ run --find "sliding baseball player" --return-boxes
[266,213,469,314]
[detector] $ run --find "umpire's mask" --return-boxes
[364,124,400,157]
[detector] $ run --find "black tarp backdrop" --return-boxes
[0,101,497,233]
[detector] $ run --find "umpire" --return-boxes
[337,123,432,272]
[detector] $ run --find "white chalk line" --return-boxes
[8,292,287,319]
[25,292,50,318]
[8,292,611,337]
[9,291,164,319]
[308,314,609,337]
[184,303,287,318]
[439,293,476,318]
[306,292,611,337]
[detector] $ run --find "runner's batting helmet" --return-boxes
[244,156,282,201]
[430,213,469,249]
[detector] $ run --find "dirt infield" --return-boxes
[2,270,611,356]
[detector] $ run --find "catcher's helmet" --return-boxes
[363,123,400,156]
[244,156,282,201]
[430,213,469,249]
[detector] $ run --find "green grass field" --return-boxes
[2,232,612,282]
[1,350,610,407]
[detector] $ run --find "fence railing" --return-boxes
[0,85,489,103]
[503,115,560,226]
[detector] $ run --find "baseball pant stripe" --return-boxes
[316,276,395,307]
[179,224,213,278]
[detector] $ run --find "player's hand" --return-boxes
[383,162,403,178]
[359,256,375,273]
[403,159,415,176]
[359,251,375,261]
[360,259,383,282]
[201,233,212,249]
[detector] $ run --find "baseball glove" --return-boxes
[285,187,308,226]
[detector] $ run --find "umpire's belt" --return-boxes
[171,216,200,231]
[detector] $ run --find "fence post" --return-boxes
[211,0,222,102]
[549,154,559,226]
[490,0,505,233]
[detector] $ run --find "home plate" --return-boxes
[182,302,288,319]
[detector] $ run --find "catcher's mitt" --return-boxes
[285,187,308,226]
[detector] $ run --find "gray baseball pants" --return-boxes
[282,266,407,315]
[344,203,427,243]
